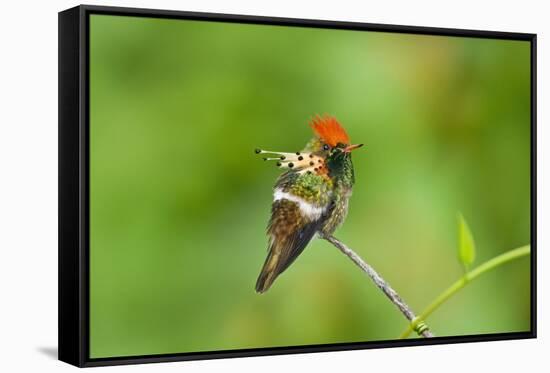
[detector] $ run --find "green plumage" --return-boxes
[275,171,333,205]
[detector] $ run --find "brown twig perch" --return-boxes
[324,235,434,338]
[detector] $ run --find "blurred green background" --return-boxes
[89,15,531,358]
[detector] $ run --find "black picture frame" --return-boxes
[58,4,537,368]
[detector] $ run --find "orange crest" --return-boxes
[309,114,350,147]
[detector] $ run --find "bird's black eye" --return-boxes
[323,144,330,151]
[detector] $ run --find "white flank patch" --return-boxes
[273,188,327,220]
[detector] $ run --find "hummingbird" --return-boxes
[254,114,363,293]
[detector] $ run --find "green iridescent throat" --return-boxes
[326,150,355,188]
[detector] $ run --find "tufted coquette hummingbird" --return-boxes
[254,115,363,293]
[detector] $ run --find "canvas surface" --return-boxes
[89,14,531,358]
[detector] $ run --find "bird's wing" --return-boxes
[255,198,321,293]
[269,198,321,270]
[255,171,330,293]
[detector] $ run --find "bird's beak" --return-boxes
[344,143,364,153]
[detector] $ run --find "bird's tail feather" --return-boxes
[255,251,280,293]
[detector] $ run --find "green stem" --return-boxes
[399,244,530,339]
